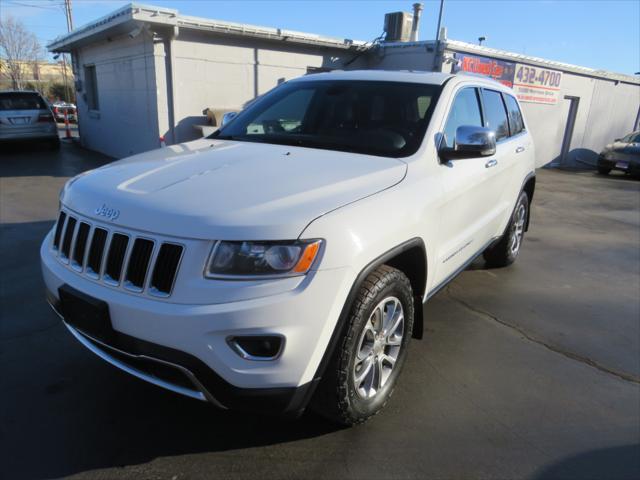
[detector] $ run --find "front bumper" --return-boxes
[41,229,353,413]
[598,154,640,174]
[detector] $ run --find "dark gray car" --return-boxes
[597,131,640,177]
[0,91,60,149]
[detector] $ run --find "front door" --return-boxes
[433,86,503,286]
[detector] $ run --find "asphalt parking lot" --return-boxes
[1,139,639,480]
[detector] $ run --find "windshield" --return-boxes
[212,80,442,157]
[623,133,640,143]
[0,92,47,111]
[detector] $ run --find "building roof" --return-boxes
[47,3,367,52]
[381,39,640,85]
[294,69,454,85]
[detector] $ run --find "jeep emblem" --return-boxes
[94,204,120,221]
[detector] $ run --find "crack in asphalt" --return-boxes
[444,285,640,385]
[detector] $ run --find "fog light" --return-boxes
[228,336,283,360]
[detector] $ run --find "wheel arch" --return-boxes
[313,237,428,382]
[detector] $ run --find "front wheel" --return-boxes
[483,191,529,267]
[312,265,414,426]
[597,165,611,175]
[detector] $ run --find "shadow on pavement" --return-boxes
[0,139,112,178]
[534,444,640,480]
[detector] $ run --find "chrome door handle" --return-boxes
[516,146,525,153]
[485,159,498,168]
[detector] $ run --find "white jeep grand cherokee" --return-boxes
[41,70,535,425]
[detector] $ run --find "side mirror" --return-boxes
[614,138,622,142]
[221,111,239,126]
[439,125,496,160]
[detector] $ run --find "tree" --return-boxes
[0,16,43,90]
[50,82,74,103]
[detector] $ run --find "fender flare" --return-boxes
[296,238,427,411]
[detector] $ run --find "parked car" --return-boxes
[51,102,77,123]
[597,131,640,177]
[0,91,60,149]
[41,71,536,425]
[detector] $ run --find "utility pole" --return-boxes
[64,0,74,32]
[62,0,73,103]
[433,0,445,71]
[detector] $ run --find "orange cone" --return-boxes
[64,110,72,139]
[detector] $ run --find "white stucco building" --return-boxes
[48,3,640,168]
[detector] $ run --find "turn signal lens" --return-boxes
[293,240,321,273]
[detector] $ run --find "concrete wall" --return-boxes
[166,31,358,144]
[367,43,640,168]
[73,33,161,158]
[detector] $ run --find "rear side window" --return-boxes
[0,93,47,111]
[504,94,525,135]
[482,89,510,142]
[442,88,483,148]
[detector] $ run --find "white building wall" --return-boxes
[73,34,161,158]
[580,80,640,154]
[168,31,354,144]
[521,73,598,167]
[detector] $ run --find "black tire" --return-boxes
[49,138,61,151]
[597,166,611,175]
[483,191,529,268]
[312,265,414,426]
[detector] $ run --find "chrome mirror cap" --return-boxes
[440,125,497,160]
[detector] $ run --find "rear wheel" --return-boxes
[483,191,529,267]
[312,265,414,426]
[597,165,611,175]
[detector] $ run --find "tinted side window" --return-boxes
[442,88,483,148]
[504,94,525,135]
[482,90,509,142]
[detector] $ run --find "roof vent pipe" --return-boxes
[411,3,424,41]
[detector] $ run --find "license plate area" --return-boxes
[616,161,629,169]
[58,285,114,343]
[9,117,29,125]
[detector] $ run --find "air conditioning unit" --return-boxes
[384,11,414,42]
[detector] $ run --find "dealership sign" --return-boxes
[453,53,562,105]
[513,64,563,105]
[453,53,516,87]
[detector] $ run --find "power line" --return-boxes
[5,1,64,9]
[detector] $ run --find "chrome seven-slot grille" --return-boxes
[52,211,183,297]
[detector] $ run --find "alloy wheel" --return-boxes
[353,296,405,399]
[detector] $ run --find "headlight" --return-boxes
[205,240,322,279]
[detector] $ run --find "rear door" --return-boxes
[478,88,521,237]
[434,86,503,285]
[481,90,533,237]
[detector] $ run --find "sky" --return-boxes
[2,0,639,75]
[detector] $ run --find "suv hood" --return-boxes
[62,139,407,240]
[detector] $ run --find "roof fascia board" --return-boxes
[48,2,366,53]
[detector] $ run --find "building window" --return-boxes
[84,65,99,111]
